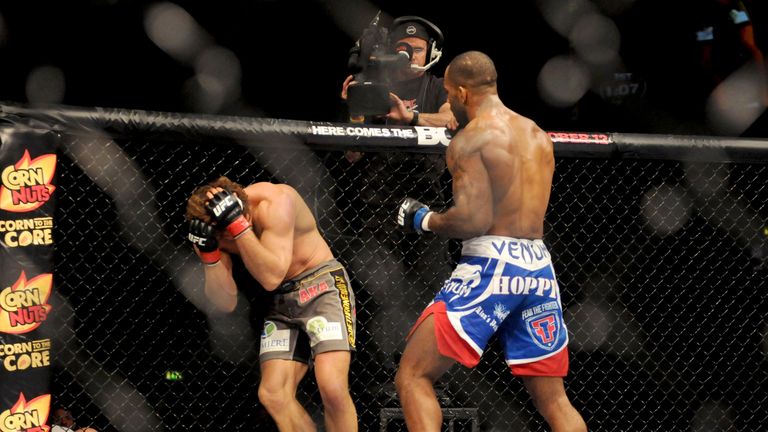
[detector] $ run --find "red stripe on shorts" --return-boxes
[509,346,569,377]
[407,301,481,368]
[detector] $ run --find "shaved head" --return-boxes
[446,51,497,89]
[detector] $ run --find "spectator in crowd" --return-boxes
[51,407,98,432]
[692,0,767,134]
[694,0,765,91]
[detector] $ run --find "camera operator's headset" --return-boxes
[391,16,444,72]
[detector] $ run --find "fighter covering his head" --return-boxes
[186,177,358,432]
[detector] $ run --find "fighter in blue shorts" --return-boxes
[395,51,586,431]
[410,236,568,375]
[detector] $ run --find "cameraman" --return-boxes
[341,17,456,128]
[337,16,456,379]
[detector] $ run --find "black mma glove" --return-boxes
[188,219,221,265]
[206,190,252,238]
[397,197,433,234]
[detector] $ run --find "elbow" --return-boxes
[261,281,281,292]
[246,260,289,291]
[466,217,493,238]
[263,265,291,290]
[260,273,287,292]
[217,301,237,314]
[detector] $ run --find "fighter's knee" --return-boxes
[317,381,351,412]
[394,366,414,394]
[257,383,291,411]
[532,396,561,417]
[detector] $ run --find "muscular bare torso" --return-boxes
[220,183,334,280]
[448,101,554,239]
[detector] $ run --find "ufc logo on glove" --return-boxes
[212,195,238,217]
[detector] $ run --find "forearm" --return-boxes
[204,264,238,312]
[235,232,288,290]
[428,207,490,239]
[417,111,454,127]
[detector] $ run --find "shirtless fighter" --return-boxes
[186,177,357,432]
[394,51,587,432]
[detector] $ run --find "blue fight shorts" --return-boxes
[409,236,569,376]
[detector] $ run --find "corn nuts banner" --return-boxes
[0,126,58,432]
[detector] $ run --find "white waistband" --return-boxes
[461,236,551,270]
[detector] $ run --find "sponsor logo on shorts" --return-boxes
[332,270,355,348]
[473,306,501,331]
[490,239,550,265]
[0,392,51,431]
[262,320,277,338]
[493,303,510,321]
[523,301,562,350]
[490,276,559,299]
[260,321,290,353]
[442,263,483,301]
[306,316,343,346]
[299,281,329,304]
[0,339,50,372]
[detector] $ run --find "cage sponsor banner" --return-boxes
[0,392,51,432]
[0,127,58,422]
[0,272,53,335]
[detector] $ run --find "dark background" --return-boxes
[0,0,766,136]
[0,1,765,430]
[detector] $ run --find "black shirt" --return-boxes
[389,73,448,117]
[357,72,450,224]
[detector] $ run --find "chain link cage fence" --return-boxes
[5,107,766,431]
